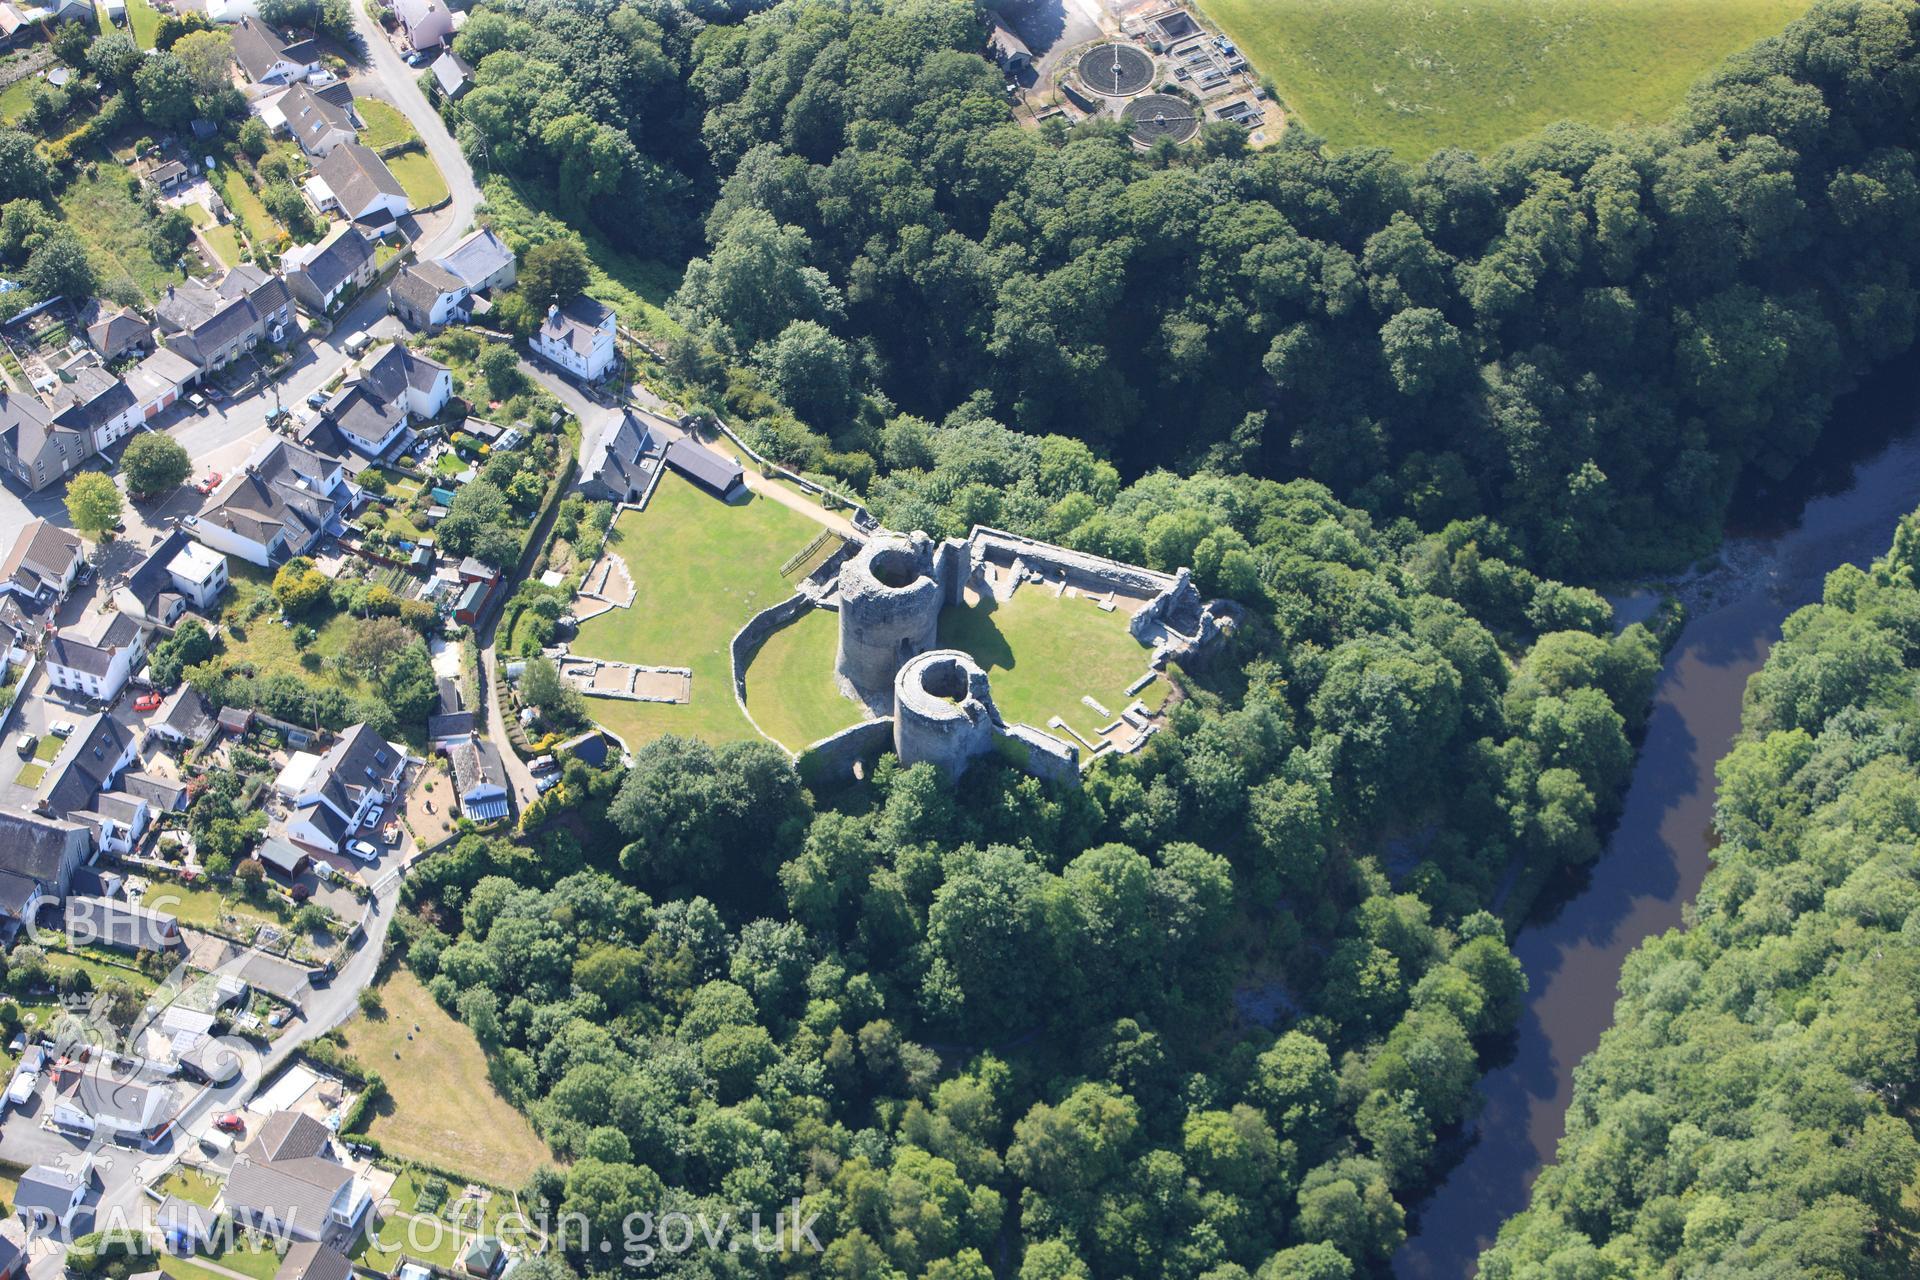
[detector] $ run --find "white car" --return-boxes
[48,720,75,738]
[349,840,379,862]
[362,804,383,828]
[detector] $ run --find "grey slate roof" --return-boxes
[277,82,356,153]
[277,1243,353,1280]
[44,712,137,819]
[46,612,144,679]
[430,48,472,98]
[582,410,657,498]
[0,812,85,884]
[291,225,373,297]
[119,770,189,811]
[14,1164,86,1216]
[250,1108,333,1161]
[665,437,745,497]
[123,529,191,618]
[232,17,315,83]
[359,343,447,402]
[255,836,309,876]
[0,387,84,473]
[314,143,407,216]
[389,261,463,317]
[200,438,342,548]
[538,295,613,357]
[83,303,150,359]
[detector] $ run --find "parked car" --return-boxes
[194,471,222,495]
[214,1112,245,1133]
[349,839,379,861]
[382,824,400,846]
[48,720,75,738]
[306,391,327,409]
[528,755,556,774]
[13,734,35,758]
[186,393,207,412]
[535,774,559,794]
[132,692,163,713]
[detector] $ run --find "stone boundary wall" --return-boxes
[704,411,878,531]
[968,525,1177,599]
[729,592,820,753]
[797,718,894,789]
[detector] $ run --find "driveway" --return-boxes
[346,9,482,261]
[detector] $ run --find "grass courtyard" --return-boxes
[570,473,824,747]
[743,607,866,752]
[153,1164,222,1208]
[939,586,1165,746]
[341,969,556,1187]
[1196,0,1809,159]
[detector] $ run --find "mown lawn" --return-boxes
[572,473,822,747]
[138,877,291,938]
[153,1164,222,1208]
[387,148,449,209]
[1196,0,1809,158]
[938,587,1163,744]
[59,154,198,300]
[354,99,418,151]
[0,77,34,125]
[200,221,243,269]
[340,969,555,1187]
[126,0,162,49]
[743,605,865,751]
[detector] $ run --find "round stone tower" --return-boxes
[894,649,999,780]
[835,532,944,706]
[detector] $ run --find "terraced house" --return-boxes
[155,267,295,374]
[0,386,90,491]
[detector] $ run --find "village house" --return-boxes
[52,1065,180,1149]
[114,530,229,626]
[284,225,378,315]
[319,342,451,457]
[13,1163,91,1239]
[0,811,91,938]
[530,295,616,382]
[232,16,322,86]
[394,0,455,51]
[445,733,510,823]
[82,302,151,362]
[579,410,659,504]
[50,363,143,454]
[222,1111,374,1243]
[187,437,354,567]
[126,347,201,419]
[275,722,406,854]
[429,48,473,100]
[390,227,516,331]
[0,518,85,619]
[0,387,90,492]
[42,713,145,853]
[269,82,361,157]
[66,896,182,952]
[45,613,147,702]
[305,143,411,232]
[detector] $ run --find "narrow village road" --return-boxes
[348,7,482,259]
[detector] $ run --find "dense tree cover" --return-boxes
[1481,511,1920,1279]
[462,0,1920,577]
[396,467,1665,1279]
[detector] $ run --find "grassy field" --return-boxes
[388,148,450,209]
[571,473,823,747]
[743,607,865,751]
[481,176,683,337]
[126,0,162,49]
[938,588,1162,744]
[341,969,555,1186]
[354,99,417,151]
[59,155,197,300]
[1196,0,1809,158]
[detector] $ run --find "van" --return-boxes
[344,332,372,358]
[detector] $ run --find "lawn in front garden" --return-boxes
[569,472,824,747]
[153,1164,222,1208]
[387,149,450,208]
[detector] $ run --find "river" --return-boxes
[1393,370,1920,1279]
